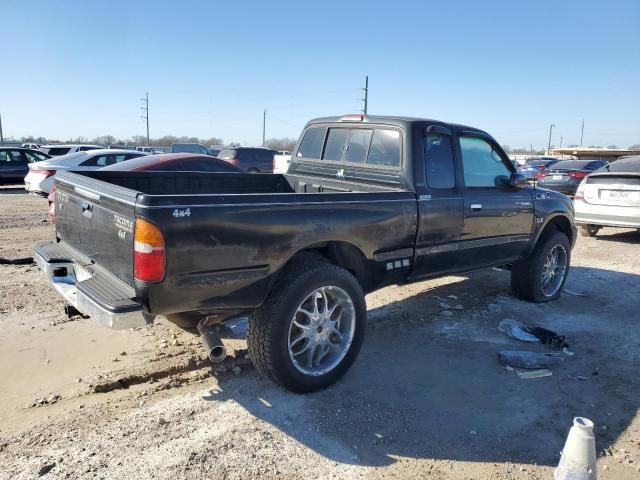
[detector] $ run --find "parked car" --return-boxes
[136,146,156,153]
[0,148,50,184]
[170,143,213,155]
[25,149,146,195]
[40,144,103,156]
[574,155,640,236]
[47,154,242,223]
[99,153,242,173]
[21,143,42,150]
[519,157,559,181]
[218,147,277,172]
[537,159,607,197]
[35,114,576,393]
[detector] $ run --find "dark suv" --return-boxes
[218,147,277,173]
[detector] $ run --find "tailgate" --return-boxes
[54,171,138,286]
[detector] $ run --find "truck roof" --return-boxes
[306,114,489,135]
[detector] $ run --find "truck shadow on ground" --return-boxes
[203,265,640,468]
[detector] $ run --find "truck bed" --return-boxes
[51,170,417,317]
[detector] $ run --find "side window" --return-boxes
[256,150,273,163]
[322,128,348,161]
[9,151,25,163]
[297,127,326,159]
[459,136,510,187]
[24,151,43,162]
[424,133,456,189]
[238,149,256,163]
[0,151,7,162]
[113,155,129,163]
[344,129,372,163]
[367,129,400,167]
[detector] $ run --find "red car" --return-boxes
[48,154,242,223]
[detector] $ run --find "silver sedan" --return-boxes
[574,155,640,236]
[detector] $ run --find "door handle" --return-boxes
[470,203,483,211]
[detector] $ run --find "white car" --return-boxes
[24,149,147,195]
[574,155,640,236]
[21,143,42,150]
[40,144,104,156]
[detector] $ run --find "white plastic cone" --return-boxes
[554,417,597,480]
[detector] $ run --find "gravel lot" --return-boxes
[0,187,639,479]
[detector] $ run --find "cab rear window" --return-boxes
[297,126,400,167]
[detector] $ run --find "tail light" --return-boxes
[33,169,55,178]
[574,188,584,200]
[134,218,165,282]
[536,165,546,171]
[536,171,548,179]
[569,171,588,179]
[224,158,240,166]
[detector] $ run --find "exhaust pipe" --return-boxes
[197,318,227,363]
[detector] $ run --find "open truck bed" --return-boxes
[36,169,416,328]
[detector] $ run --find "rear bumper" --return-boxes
[575,201,640,228]
[537,183,578,196]
[34,241,148,329]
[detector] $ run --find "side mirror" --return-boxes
[509,173,527,189]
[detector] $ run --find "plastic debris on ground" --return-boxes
[497,319,568,349]
[516,368,553,379]
[498,350,565,369]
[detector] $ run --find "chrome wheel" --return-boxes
[541,244,568,297]
[288,286,356,376]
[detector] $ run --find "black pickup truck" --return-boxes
[35,114,576,392]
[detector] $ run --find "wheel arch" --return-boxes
[531,214,576,253]
[270,240,371,294]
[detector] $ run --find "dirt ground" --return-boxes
[0,186,639,480]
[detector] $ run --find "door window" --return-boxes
[459,137,510,187]
[425,133,456,189]
[0,150,24,163]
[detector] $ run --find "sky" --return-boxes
[2,0,639,149]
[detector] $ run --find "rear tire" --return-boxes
[248,259,366,393]
[511,231,571,303]
[579,224,600,237]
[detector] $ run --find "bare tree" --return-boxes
[266,137,297,151]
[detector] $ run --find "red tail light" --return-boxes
[574,190,584,200]
[134,219,165,282]
[569,171,588,179]
[33,169,55,178]
[536,171,548,179]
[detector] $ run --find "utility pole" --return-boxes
[580,119,584,147]
[0,113,4,144]
[560,136,563,148]
[530,144,533,154]
[361,75,368,115]
[262,109,266,147]
[547,124,555,154]
[140,92,149,147]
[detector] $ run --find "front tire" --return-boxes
[248,259,366,393]
[579,224,600,237]
[511,231,571,302]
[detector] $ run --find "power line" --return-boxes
[140,92,149,146]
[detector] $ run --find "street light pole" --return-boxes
[547,124,555,154]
